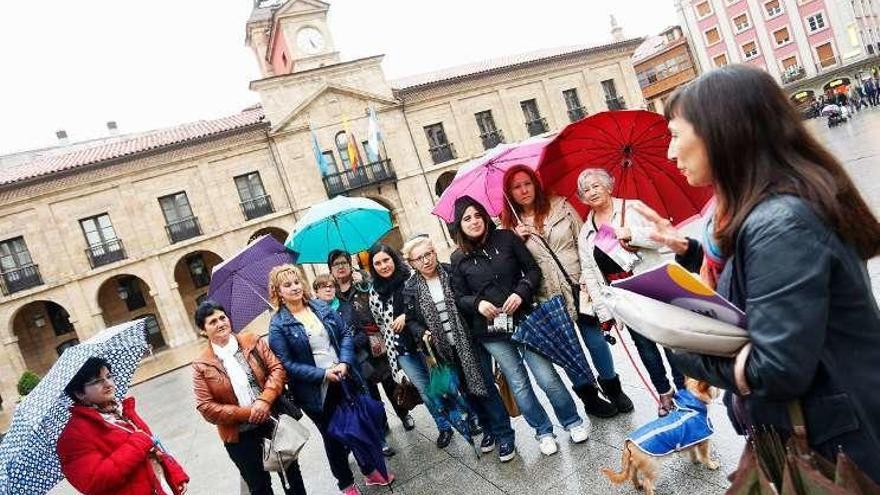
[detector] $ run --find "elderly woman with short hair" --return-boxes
[576,168,685,417]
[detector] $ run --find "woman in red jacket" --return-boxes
[57,356,189,495]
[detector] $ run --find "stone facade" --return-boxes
[0,0,646,410]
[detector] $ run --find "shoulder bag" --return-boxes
[263,414,311,489]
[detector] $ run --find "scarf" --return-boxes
[368,288,405,383]
[329,297,340,311]
[700,212,727,289]
[211,337,255,408]
[413,270,489,398]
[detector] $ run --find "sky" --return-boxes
[0,1,679,155]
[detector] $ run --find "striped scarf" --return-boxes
[700,213,727,289]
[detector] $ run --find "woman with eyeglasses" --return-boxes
[57,356,190,495]
[401,236,510,454]
[367,243,456,447]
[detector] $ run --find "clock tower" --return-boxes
[246,0,341,77]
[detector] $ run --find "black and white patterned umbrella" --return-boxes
[0,319,148,495]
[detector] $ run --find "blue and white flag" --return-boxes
[310,124,332,176]
[366,105,383,163]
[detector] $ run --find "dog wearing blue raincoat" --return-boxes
[602,378,720,495]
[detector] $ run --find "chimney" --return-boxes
[56,130,69,145]
[106,121,119,136]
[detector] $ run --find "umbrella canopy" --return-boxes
[208,235,296,332]
[432,137,550,222]
[821,104,842,116]
[538,110,713,227]
[286,196,392,263]
[423,341,478,457]
[0,320,149,495]
[512,295,594,385]
[327,381,389,478]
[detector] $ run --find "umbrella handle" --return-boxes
[422,334,439,367]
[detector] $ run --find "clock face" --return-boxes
[297,27,325,55]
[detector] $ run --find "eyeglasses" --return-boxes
[409,250,436,265]
[331,260,351,268]
[316,283,336,290]
[85,374,116,388]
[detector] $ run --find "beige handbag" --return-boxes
[263,414,310,488]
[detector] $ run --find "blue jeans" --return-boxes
[472,344,516,445]
[578,318,617,382]
[630,329,685,394]
[483,340,583,438]
[397,352,452,431]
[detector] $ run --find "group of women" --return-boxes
[57,65,880,495]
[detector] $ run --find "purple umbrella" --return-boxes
[207,235,296,332]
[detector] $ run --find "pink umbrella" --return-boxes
[431,137,551,222]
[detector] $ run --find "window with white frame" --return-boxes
[774,26,791,45]
[806,12,826,32]
[695,1,713,18]
[742,41,759,59]
[764,0,783,17]
[713,53,729,67]
[705,27,722,45]
[733,13,751,32]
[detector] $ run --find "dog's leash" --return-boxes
[613,322,661,406]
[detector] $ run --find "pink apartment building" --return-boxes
[676,0,880,105]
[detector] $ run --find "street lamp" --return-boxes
[32,313,46,328]
[117,281,129,301]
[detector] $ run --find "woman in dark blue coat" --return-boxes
[267,264,393,495]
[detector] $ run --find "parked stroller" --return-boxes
[822,104,848,127]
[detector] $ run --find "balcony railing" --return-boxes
[322,159,397,197]
[165,216,202,244]
[429,144,457,164]
[480,129,505,150]
[85,239,127,268]
[525,117,549,136]
[606,96,627,110]
[240,194,274,221]
[781,65,807,84]
[567,106,587,122]
[1,264,43,295]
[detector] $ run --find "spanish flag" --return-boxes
[342,116,363,170]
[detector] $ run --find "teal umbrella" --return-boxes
[286,196,392,263]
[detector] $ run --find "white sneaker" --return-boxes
[538,436,558,456]
[569,424,590,444]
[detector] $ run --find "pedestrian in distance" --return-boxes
[450,195,589,460]
[500,164,634,419]
[267,264,394,495]
[191,300,306,495]
[58,357,190,495]
[642,64,880,483]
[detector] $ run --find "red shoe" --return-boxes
[341,484,362,495]
[364,469,395,486]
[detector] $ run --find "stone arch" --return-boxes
[96,274,168,351]
[10,300,79,375]
[172,250,224,330]
[363,195,404,251]
[434,170,457,197]
[248,226,289,245]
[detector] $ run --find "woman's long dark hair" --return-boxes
[665,65,880,259]
[500,164,551,232]
[367,243,411,298]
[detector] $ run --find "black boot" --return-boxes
[573,383,618,418]
[598,375,634,413]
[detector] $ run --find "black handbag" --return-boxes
[391,378,423,411]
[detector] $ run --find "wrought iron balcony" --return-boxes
[85,239,127,268]
[480,129,505,150]
[606,96,627,110]
[781,65,807,84]
[322,159,397,197]
[240,195,275,221]
[429,144,457,164]
[525,117,549,137]
[567,106,587,122]
[1,264,43,295]
[165,216,202,244]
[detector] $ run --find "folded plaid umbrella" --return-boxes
[0,320,148,495]
[512,294,594,385]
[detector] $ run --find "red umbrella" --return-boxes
[538,110,713,226]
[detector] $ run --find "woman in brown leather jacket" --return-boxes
[191,300,307,495]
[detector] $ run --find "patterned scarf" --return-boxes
[413,270,489,398]
[368,288,405,383]
[700,212,727,289]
